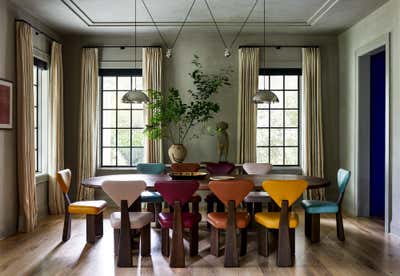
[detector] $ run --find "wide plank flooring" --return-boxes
[0,209,399,276]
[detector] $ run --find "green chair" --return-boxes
[301,168,351,242]
[137,163,165,228]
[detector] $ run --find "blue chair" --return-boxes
[301,168,351,242]
[137,163,165,228]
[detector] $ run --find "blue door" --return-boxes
[370,50,385,218]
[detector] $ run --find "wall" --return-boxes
[338,0,400,234]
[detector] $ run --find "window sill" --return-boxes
[35,173,49,184]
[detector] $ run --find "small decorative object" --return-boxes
[208,121,229,162]
[0,79,13,129]
[145,55,231,163]
[169,171,208,180]
[224,48,231,58]
[166,48,172,59]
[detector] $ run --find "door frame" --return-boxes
[354,33,391,232]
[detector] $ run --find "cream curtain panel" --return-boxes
[143,47,163,163]
[303,48,325,200]
[48,42,65,214]
[16,22,37,232]
[76,48,99,201]
[237,47,259,163]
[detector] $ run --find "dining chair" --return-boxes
[101,180,153,267]
[137,163,165,228]
[56,169,107,244]
[155,180,201,268]
[255,180,307,267]
[170,162,200,173]
[207,179,254,267]
[301,168,351,243]
[243,163,273,228]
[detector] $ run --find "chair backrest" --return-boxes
[57,169,72,194]
[137,163,165,174]
[209,180,254,207]
[170,163,200,173]
[102,180,146,207]
[337,168,351,196]
[243,163,273,175]
[262,180,307,208]
[205,162,235,174]
[155,180,199,206]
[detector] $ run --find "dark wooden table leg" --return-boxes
[336,211,345,241]
[289,228,295,256]
[114,229,120,255]
[141,223,151,257]
[210,226,220,256]
[147,202,155,222]
[190,223,199,256]
[155,202,162,228]
[310,214,320,243]
[305,212,311,238]
[240,227,248,256]
[161,228,170,257]
[95,212,103,238]
[246,202,254,228]
[258,227,269,257]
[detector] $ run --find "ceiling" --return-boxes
[11,0,388,35]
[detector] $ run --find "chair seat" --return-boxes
[301,200,339,214]
[141,191,163,203]
[244,191,270,203]
[158,212,201,228]
[68,200,107,215]
[207,212,250,229]
[255,212,299,229]
[110,211,153,229]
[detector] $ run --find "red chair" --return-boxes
[155,180,201,268]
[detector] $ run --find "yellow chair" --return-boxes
[57,169,107,243]
[255,180,307,267]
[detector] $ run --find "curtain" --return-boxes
[143,47,163,163]
[76,48,99,201]
[303,48,325,200]
[48,41,65,214]
[237,47,259,163]
[16,22,37,232]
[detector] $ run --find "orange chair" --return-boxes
[57,169,107,243]
[170,163,200,173]
[207,180,254,267]
[255,180,307,267]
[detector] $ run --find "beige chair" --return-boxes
[57,169,107,243]
[102,180,153,267]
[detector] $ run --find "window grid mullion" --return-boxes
[115,76,119,167]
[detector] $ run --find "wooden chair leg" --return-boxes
[225,200,239,267]
[118,200,133,267]
[95,212,103,238]
[114,229,120,255]
[210,226,220,256]
[206,200,214,230]
[62,211,71,242]
[141,223,151,257]
[257,227,269,257]
[289,229,295,256]
[190,223,199,256]
[305,212,311,238]
[170,202,185,268]
[277,200,292,267]
[310,214,320,243]
[147,202,155,222]
[161,228,170,257]
[155,202,162,228]
[246,202,254,228]
[86,214,96,244]
[336,211,345,241]
[240,227,248,256]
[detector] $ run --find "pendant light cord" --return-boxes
[140,0,169,48]
[264,0,266,68]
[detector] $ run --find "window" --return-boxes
[256,69,301,166]
[99,69,145,167]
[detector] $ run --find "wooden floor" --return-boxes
[0,209,399,276]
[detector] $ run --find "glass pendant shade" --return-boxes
[252,90,279,104]
[121,90,149,104]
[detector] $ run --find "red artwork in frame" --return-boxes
[0,79,13,129]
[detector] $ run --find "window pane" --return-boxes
[285,91,298,108]
[132,147,144,165]
[132,129,145,146]
[285,76,298,89]
[33,67,37,84]
[256,148,269,163]
[285,148,298,165]
[258,75,265,90]
[118,76,131,90]
[270,147,283,165]
[117,129,130,147]
[132,110,144,128]
[133,77,143,90]
[34,86,37,106]
[270,76,283,90]
[117,92,132,109]
[34,129,38,149]
[103,92,117,109]
[103,77,116,90]
[270,110,283,127]
[258,103,269,109]
[285,110,298,127]
[102,148,116,166]
[117,148,130,166]
[34,107,38,128]
[257,110,269,127]
[270,129,283,146]
[270,91,283,109]
[257,129,269,146]
[102,129,116,146]
[285,129,298,146]
[117,110,131,128]
[103,111,116,127]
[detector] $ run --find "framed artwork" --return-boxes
[0,79,13,129]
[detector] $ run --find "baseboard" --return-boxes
[390,221,400,236]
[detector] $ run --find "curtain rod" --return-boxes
[83,45,162,49]
[15,19,60,44]
[239,45,319,49]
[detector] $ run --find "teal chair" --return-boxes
[137,163,165,228]
[301,168,351,242]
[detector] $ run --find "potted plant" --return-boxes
[145,55,231,163]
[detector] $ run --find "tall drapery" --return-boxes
[48,41,65,214]
[237,47,259,163]
[16,21,37,232]
[303,48,325,200]
[76,48,99,201]
[143,47,163,163]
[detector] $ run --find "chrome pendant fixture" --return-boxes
[252,0,279,104]
[122,0,149,104]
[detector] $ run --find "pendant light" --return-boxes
[122,0,149,104]
[252,0,279,104]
